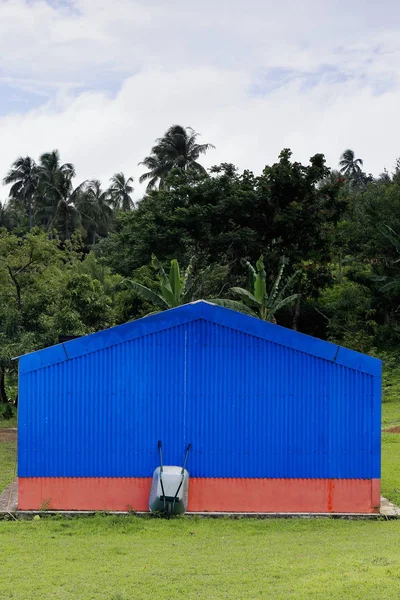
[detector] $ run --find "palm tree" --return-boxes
[35,150,77,235]
[124,255,197,310]
[52,194,81,241]
[3,156,39,229]
[213,255,300,322]
[76,180,114,244]
[109,173,134,211]
[36,150,75,231]
[38,149,75,189]
[339,149,364,179]
[139,125,215,191]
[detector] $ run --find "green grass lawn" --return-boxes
[382,433,400,506]
[0,441,16,493]
[0,367,399,600]
[0,516,400,599]
[381,358,400,505]
[0,404,18,494]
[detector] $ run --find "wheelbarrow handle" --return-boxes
[158,440,163,473]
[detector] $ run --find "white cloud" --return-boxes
[1,0,400,200]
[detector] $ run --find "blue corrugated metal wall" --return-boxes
[18,303,381,479]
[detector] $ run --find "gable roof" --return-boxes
[18,300,381,376]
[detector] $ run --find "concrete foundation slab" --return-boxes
[0,479,18,514]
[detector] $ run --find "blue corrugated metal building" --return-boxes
[18,301,381,513]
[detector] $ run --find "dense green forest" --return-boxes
[1,124,399,405]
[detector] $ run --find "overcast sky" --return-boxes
[1,0,400,199]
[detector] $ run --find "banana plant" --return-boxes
[213,255,300,322]
[124,254,196,310]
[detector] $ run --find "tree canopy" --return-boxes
[2,125,400,405]
[139,125,215,190]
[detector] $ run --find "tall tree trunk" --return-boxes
[7,267,22,311]
[29,200,33,231]
[0,369,8,404]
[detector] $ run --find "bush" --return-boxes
[0,404,14,420]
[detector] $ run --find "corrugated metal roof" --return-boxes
[18,301,381,376]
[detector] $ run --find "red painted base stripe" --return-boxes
[18,478,380,513]
[371,479,381,510]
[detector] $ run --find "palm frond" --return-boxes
[168,259,182,305]
[230,287,260,307]
[254,256,267,304]
[210,299,258,317]
[159,283,175,307]
[190,162,208,176]
[240,258,257,283]
[272,270,301,308]
[268,259,286,302]
[151,255,177,307]
[124,281,168,309]
[182,256,196,296]
[139,171,159,186]
[272,293,300,314]
[151,254,169,283]
[193,143,216,155]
